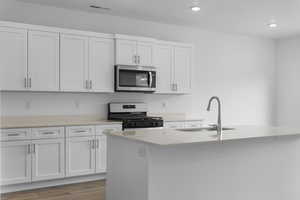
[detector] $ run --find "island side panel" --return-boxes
[106,136,149,200]
[147,136,300,200]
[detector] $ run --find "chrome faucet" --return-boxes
[206,96,222,138]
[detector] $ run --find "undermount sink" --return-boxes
[177,127,235,132]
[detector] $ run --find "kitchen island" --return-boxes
[106,126,300,200]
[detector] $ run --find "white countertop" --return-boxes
[0,115,122,129]
[108,126,300,145]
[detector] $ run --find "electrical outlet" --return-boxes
[25,101,31,110]
[75,101,80,109]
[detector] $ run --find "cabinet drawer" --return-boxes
[184,121,203,129]
[164,122,185,129]
[66,126,95,137]
[31,127,64,139]
[95,125,122,136]
[0,129,31,141]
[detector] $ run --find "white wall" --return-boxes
[275,36,300,126]
[0,0,276,125]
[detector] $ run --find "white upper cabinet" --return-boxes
[115,39,137,65]
[173,45,192,93]
[89,37,114,92]
[0,22,192,94]
[115,35,154,66]
[60,34,89,92]
[154,43,173,93]
[137,41,153,66]
[28,31,59,91]
[154,41,193,94]
[0,27,27,91]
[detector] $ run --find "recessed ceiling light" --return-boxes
[190,1,201,12]
[268,19,278,28]
[90,5,111,10]
[268,22,278,28]
[191,6,201,12]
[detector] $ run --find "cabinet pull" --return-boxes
[74,130,87,133]
[133,55,137,64]
[27,144,31,154]
[138,56,140,64]
[171,84,175,91]
[24,78,27,88]
[29,78,32,88]
[89,140,94,149]
[7,133,20,136]
[96,139,99,149]
[85,80,89,89]
[89,80,92,89]
[42,131,55,135]
[31,144,36,154]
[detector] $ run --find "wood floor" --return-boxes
[1,180,105,200]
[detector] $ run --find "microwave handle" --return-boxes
[149,71,153,88]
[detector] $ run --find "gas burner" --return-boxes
[108,103,164,130]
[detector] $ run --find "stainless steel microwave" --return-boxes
[115,65,156,92]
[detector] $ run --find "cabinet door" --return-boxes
[60,34,89,92]
[66,136,95,177]
[0,141,31,185]
[89,37,114,92]
[28,30,59,91]
[173,46,192,93]
[154,44,173,93]
[0,27,27,91]
[115,39,137,65]
[95,135,107,173]
[137,41,153,66]
[31,138,65,182]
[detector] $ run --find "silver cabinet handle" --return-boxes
[138,56,140,64]
[27,144,31,154]
[7,133,20,136]
[24,78,27,88]
[32,144,35,154]
[149,72,152,88]
[133,55,137,64]
[96,139,99,149]
[85,80,89,89]
[42,131,55,135]
[89,140,93,149]
[29,78,32,88]
[74,130,87,133]
[171,84,176,91]
[89,80,92,89]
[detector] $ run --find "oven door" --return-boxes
[115,65,156,92]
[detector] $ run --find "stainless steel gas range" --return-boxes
[108,102,163,130]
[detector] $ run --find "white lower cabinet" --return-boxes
[66,136,95,177]
[0,140,31,185]
[95,135,107,173]
[31,138,65,182]
[0,124,121,188]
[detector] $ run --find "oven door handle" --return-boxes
[149,71,153,88]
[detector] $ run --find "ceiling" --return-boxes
[17,0,300,38]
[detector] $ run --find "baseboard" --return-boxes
[1,173,106,194]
